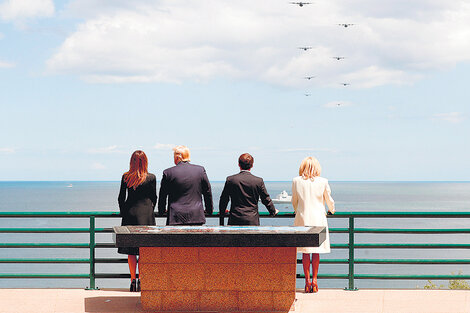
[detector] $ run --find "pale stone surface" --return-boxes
[0,289,470,312]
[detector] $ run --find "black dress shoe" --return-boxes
[136,279,141,292]
[130,279,136,292]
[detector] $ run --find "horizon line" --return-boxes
[1,180,470,183]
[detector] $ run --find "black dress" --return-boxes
[118,173,157,255]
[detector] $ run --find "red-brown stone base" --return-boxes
[139,247,296,312]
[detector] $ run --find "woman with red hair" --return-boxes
[118,150,157,292]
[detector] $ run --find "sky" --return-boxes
[0,0,469,181]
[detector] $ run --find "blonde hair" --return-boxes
[299,156,321,180]
[173,145,191,162]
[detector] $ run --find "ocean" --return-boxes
[1,181,470,289]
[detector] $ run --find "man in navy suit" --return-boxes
[158,146,213,225]
[219,153,278,226]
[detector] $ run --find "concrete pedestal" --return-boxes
[114,225,325,312]
[139,247,296,312]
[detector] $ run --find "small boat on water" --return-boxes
[66,184,73,188]
[272,190,292,204]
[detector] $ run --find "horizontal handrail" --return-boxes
[354,259,470,264]
[0,228,91,233]
[297,259,470,264]
[2,257,469,265]
[2,227,469,234]
[349,243,470,249]
[2,211,470,218]
[0,258,90,263]
[298,274,470,280]
[0,212,121,217]
[0,243,89,248]
[298,274,349,279]
[0,274,89,278]
[353,274,470,280]
[335,228,470,233]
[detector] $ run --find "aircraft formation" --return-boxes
[292,2,354,105]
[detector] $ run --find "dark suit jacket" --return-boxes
[158,161,213,225]
[219,170,276,226]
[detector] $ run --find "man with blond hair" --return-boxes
[158,145,213,225]
[219,153,278,226]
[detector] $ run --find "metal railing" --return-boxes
[1,211,470,290]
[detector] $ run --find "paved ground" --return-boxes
[0,288,469,313]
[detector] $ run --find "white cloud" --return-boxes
[87,145,121,154]
[323,101,352,108]
[47,1,470,88]
[0,32,14,68]
[154,143,176,150]
[432,112,465,124]
[91,162,106,170]
[0,60,14,68]
[0,147,15,154]
[0,0,54,21]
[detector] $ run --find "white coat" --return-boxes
[292,176,335,254]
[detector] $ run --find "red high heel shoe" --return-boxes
[304,281,312,293]
[311,282,318,293]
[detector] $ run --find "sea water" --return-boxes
[1,181,469,289]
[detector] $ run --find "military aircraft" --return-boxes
[298,46,312,51]
[338,23,354,28]
[290,2,311,7]
[341,83,350,86]
[332,56,345,60]
[304,76,316,80]
[304,93,312,96]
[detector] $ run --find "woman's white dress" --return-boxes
[292,176,335,254]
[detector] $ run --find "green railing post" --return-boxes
[86,215,98,290]
[345,216,358,291]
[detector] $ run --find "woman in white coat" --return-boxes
[292,157,335,293]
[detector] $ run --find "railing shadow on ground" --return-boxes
[84,295,141,312]
[1,211,470,290]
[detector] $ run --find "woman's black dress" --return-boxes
[118,173,157,255]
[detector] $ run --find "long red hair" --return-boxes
[123,150,148,189]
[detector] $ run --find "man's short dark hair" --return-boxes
[238,153,254,170]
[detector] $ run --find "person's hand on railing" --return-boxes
[274,208,280,216]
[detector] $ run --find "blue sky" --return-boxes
[0,0,469,181]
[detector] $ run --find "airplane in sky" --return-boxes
[298,46,312,51]
[338,23,354,28]
[290,2,311,7]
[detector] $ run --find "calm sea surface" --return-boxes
[1,181,469,289]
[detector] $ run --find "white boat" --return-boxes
[272,190,292,204]
[66,184,73,188]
